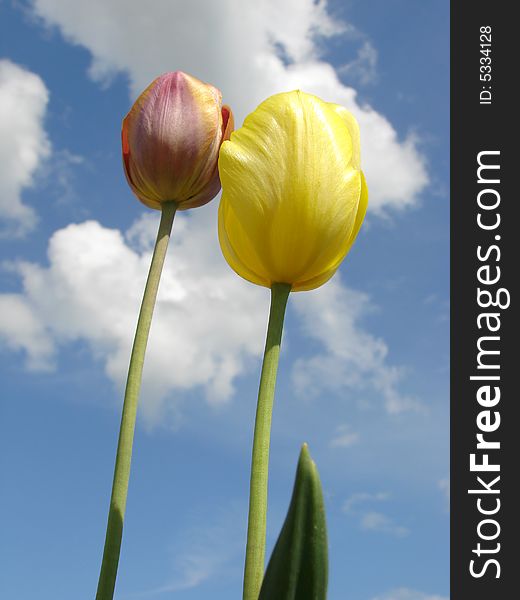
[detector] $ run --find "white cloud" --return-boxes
[130,548,219,596]
[125,505,243,597]
[0,293,55,370]
[44,148,85,205]
[343,491,390,513]
[0,205,267,426]
[329,423,360,448]
[0,205,415,427]
[292,279,420,414]
[29,0,428,213]
[0,59,51,237]
[343,491,408,537]
[339,40,379,85]
[371,588,448,600]
[438,478,450,511]
[360,511,409,537]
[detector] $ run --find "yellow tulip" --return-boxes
[218,90,367,291]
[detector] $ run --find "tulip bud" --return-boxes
[218,91,367,292]
[122,71,234,210]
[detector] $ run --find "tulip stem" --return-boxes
[243,282,291,600]
[95,201,177,600]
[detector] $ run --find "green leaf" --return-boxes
[259,444,328,600]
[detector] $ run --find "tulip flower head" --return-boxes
[122,71,234,210]
[218,91,367,291]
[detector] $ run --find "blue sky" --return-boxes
[0,2,449,600]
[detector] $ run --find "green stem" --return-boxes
[243,282,291,600]
[95,201,177,600]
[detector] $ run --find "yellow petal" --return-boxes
[328,103,361,170]
[344,170,368,253]
[218,198,271,288]
[292,170,368,291]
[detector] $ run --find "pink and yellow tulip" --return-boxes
[122,71,234,210]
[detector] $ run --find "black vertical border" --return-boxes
[451,2,517,599]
